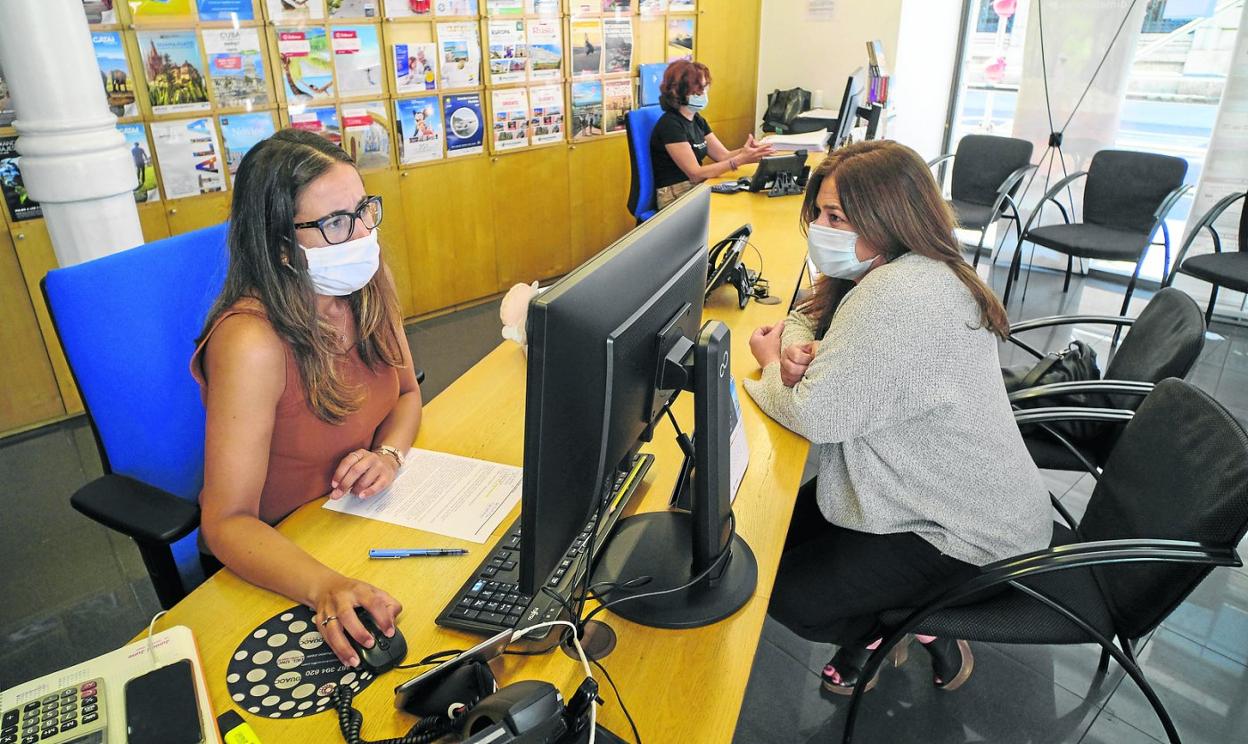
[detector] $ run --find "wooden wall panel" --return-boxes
[568,136,636,268]
[0,230,65,431]
[490,148,573,287]
[362,170,415,318]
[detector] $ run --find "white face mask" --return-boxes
[807,223,876,281]
[299,229,380,296]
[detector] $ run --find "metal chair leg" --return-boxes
[1096,647,1111,675]
[1206,286,1218,325]
[1003,236,1026,305]
[973,227,988,268]
[1162,222,1172,280]
[1063,255,1073,292]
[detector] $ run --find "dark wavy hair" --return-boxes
[659,59,711,113]
[197,128,404,423]
[797,140,1009,339]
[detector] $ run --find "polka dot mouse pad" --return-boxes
[225,605,377,719]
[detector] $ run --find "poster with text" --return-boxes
[570,79,602,139]
[92,32,138,117]
[570,19,602,78]
[0,63,14,127]
[151,117,224,198]
[639,0,666,16]
[668,0,694,10]
[487,20,527,86]
[570,1,599,15]
[219,112,275,175]
[203,28,270,109]
[0,137,40,221]
[196,0,255,20]
[129,0,194,20]
[266,0,325,21]
[384,0,431,18]
[491,87,528,151]
[395,96,443,163]
[443,93,483,157]
[602,0,631,11]
[83,1,118,24]
[332,25,383,97]
[278,27,335,102]
[528,84,563,145]
[342,103,391,169]
[603,18,632,75]
[118,122,159,202]
[666,16,694,61]
[329,0,380,18]
[435,0,477,15]
[137,31,211,114]
[394,43,438,92]
[290,105,342,145]
[437,22,481,89]
[486,0,522,15]
[526,20,562,81]
[603,77,631,133]
[525,0,559,13]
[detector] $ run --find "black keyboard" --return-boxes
[435,454,653,639]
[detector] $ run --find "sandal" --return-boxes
[921,637,974,691]
[821,637,911,696]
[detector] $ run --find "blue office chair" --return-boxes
[625,105,665,224]
[43,223,229,608]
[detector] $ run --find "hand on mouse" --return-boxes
[310,575,402,667]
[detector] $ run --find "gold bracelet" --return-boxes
[375,445,404,469]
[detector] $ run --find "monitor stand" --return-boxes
[592,321,757,629]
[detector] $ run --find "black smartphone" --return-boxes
[124,659,205,744]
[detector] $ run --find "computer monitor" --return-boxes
[830,68,867,150]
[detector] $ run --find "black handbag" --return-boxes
[762,87,809,133]
[1004,340,1106,443]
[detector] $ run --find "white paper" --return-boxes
[760,129,829,151]
[492,87,530,150]
[151,118,226,199]
[796,107,842,119]
[728,377,749,502]
[323,448,521,543]
[438,21,483,89]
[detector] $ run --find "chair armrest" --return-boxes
[1010,313,1137,334]
[1050,493,1082,537]
[995,164,1037,198]
[71,474,200,544]
[926,153,955,169]
[1152,184,1192,222]
[1166,191,1246,286]
[1013,407,1134,427]
[1008,380,1154,404]
[1018,170,1088,236]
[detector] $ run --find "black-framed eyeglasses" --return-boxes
[293,195,383,245]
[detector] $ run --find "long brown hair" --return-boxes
[797,140,1009,339]
[659,59,711,112]
[198,128,404,424]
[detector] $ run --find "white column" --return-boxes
[0,0,144,267]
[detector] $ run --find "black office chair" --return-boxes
[1003,150,1190,315]
[1162,190,1248,324]
[1004,287,1205,476]
[840,379,1248,744]
[927,135,1035,268]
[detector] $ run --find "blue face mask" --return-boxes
[686,92,708,111]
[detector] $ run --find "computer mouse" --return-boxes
[737,176,752,187]
[347,607,407,674]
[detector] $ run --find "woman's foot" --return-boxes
[919,637,974,691]
[821,638,910,695]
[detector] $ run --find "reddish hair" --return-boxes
[659,60,711,113]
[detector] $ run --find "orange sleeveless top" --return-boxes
[191,298,400,525]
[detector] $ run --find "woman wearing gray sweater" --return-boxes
[744,140,1051,695]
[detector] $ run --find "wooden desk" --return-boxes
[148,183,813,743]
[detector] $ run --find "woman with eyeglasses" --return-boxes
[650,59,774,209]
[192,129,421,667]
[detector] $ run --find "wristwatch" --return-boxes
[375,445,405,469]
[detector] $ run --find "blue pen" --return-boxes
[369,548,469,559]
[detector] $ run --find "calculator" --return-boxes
[1,678,106,744]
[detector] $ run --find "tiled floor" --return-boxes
[2,260,1247,743]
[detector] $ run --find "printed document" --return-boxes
[324,448,522,543]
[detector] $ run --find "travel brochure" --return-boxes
[487,20,527,86]
[384,0,432,19]
[486,0,521,14]
[82,1,118,24]
[527,20,562,81]
[437,22,482,89]
[332,25,384,97]
[667,17,694,62]
[526,0,559,14]
[444,92,484,156]
[290,105,342,145]
[394,43,438,92]
[639,0,666,14]
[0,63,14,128]
[570,79,602,139]
[130,0,194,20]
[151,117,225,199]
[435,0,478,15]
[570,19,603,78]
[669,0,694,10]
[603,18,633,75]
[395,95,443,164]
[491,87,528,151]
[328,0,381,17]
[603,0,632,12]
[529,83,563,145]
[277,27,335,102]
[603,77,631,134]
[342,103,392,169]
[203,28,270,110]
[219,112,276,175]
[195,0,255,21]
[118,122,159,202]
[0,136,40,222]
[266,0,325,22]
[91,32,138,118]
[137,31,211,115]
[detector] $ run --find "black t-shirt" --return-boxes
[650,110,713,189]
